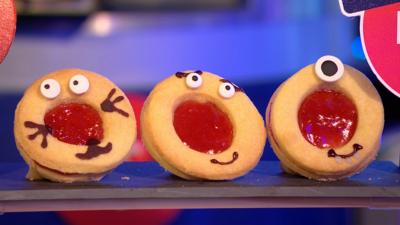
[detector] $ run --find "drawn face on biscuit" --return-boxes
[141,71,266,180]
[299,56,361,158]
[267,56,384,179]
[14,69,136,180]
[174,71,242,162]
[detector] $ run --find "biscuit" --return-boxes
[141,71,266,180]
[266,56,384,181]
[14,69,136,183]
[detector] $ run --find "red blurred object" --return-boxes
[0,0,16,63]
[59,93,179,225]
[59,210,178,225]
[127,93,154,162]
[127,94,145,138]
[362,2,400,97]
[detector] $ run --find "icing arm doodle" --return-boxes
[24,121,49,148]
[210,152,239,165]
[101,88,129,117]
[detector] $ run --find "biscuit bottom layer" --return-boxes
[173,100,233,155]
[297,89,358,149]
[34,160,109,177]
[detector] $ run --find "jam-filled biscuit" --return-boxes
[267,56,384,181]
[141,71,266,180]
[14,69,136,183]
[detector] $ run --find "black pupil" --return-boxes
[192,75,198,81]
[225,85,231,91]
[73,80,79,85]
[44,84,50,89]
[321,60,338,77]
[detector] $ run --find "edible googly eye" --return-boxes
[185,72,203,89]
[40,79,61,99]
[69,74,90,95]
[219,82,235,99]
[315,55,344,82]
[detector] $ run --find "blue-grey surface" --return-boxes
[0,161,400,201]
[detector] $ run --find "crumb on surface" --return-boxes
[121,176,130,180]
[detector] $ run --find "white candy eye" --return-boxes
[40,79,61,99]
[219,82,236,99]
[185,72,203,89]
[69,74,90,95]
[315,55,344,82]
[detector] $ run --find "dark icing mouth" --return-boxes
[327,144,363,159]
[210,151,239,165]
[75,140,113,160]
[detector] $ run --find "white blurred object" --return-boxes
[377,126,400,166]
[87,12,113,37]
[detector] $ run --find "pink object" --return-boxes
[126,93,154,162]
[361,3,400,97]
[59,210,179,225]
[0,0,16,63]
[340,2,400,97]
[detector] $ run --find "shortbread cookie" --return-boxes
[14,69,136,183]
[266,56,384,181]
[141,71,266,180]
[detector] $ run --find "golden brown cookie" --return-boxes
[14,69,136,183]
[141,70,266,180]
[266,56,384,181]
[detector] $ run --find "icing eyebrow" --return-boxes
[175,70,203,79]
[219,79,243,92]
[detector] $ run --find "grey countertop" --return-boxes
[0,161,400,212]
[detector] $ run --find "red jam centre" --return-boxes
[44,103,103,145]
[298,89,358,149]
[173,100,233,154]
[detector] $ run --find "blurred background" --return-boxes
[1,0,400,224]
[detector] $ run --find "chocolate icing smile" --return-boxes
[327,143,363,159]
[24,121,50,148]
[76,139,112,160]
[210,151,239,165]
[101,88,129,117]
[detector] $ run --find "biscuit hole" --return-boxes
[173,100,233,155]
[297,89,358,149]
[44,103,104,145]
